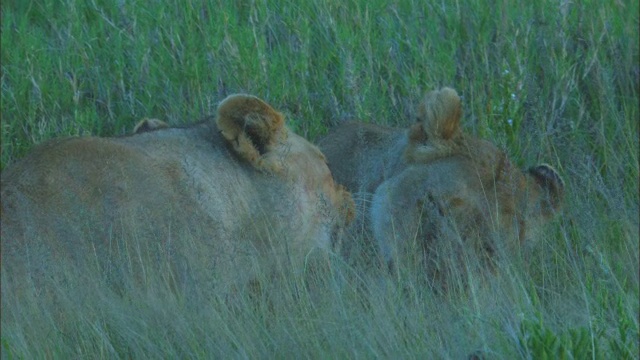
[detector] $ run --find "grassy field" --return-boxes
[2,0,638,358]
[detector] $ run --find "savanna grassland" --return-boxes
[1,0,638,358]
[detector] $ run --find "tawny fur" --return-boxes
[417,87,462,141]
[318,87,564,285]
[1,94,354,297]
[216,94,288,174]
[404,87,464,163]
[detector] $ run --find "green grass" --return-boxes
[2,0,638,358]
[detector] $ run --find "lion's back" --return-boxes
[318,121,408,194]
[0,125,282,291]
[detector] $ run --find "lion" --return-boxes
[318,87,564,286]
[0,94,355,298]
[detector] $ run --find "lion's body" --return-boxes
[318,88,564,282]
[1,95,354,296]
[319,122,408,194]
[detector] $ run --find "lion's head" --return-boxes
[370,88,564,280]
[318,87,563,285]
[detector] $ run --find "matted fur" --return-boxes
[318,87,564,282]
[1,94,354,296]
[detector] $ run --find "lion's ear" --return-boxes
[133,118,169,134]
[527,164,565,217]
[216,94,287,172]
[416,87,462,141]
[404,88,462,163]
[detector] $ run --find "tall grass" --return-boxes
[2,0,638,358]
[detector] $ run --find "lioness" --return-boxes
[1,94,354,296]
[318,88,563,283]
